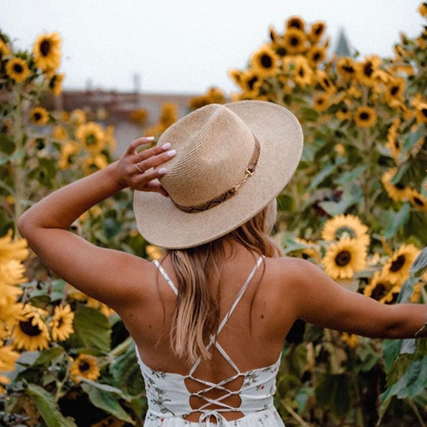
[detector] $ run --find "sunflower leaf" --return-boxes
[383,203,410,240]
[25,383,77,427]
[397,276,419,303]
[81,382,135,425]
[410,246,427,277]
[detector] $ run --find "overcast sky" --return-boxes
[2,0,424,94]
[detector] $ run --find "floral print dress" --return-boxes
[135,255,286,426]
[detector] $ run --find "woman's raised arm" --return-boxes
[284,257,427,340]
[17,137,174,311]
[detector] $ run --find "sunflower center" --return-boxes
[371,283,387,300]
[276,47,287,57]
[323,78,330,87]
[34,113,41,121]
[335,250,351,267]
[390,255,405,272]
[364,63,374,77]
[414,196,425,206]
[391,86,399,95]
[14,63,23,73]
[341,107,348,113]
[247,76,258,90]
[290,37,300,46]
[315,25,323,36]
[343,65,355,73]
[260,54,273,69]
[85,133,97,146]
[394,182,405,190]
[360,112,370,120]
[40,40,51,57]
[289,20,302,30]
[422,108,427,118]
[79,361,91,372]
[19,318,42,337]
[298,67,305,77]
[313,53,321,61]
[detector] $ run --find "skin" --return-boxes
[18,136,427,421]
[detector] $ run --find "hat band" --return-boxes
[171,135,261,214]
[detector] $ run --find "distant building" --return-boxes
[334,27,352,57]
[44,89,201,155]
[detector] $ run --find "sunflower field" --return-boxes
[1,3,427,426]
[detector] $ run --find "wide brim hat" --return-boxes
[133,100,303,249]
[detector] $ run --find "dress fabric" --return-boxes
[135,254,286,426]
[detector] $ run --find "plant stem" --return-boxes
[13,85,26,236]
[407,398,426,427]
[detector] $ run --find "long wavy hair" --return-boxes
[157,198,283,364]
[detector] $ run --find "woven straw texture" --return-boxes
[133,100,303,249]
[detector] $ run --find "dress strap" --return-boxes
[153,259,178,296]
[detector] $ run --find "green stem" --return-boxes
[13,85,26,236]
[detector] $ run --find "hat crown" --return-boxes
[157,104,257,207]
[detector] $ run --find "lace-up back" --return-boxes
[135,254,286,426]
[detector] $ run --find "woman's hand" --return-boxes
[115,136,176,197]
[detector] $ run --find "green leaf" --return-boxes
[383,203,410,240]
[81,383,135,424]
[33,346,65,366]
[300,107,319,122]
[0,132,15,155]
[397,277,419,303]
[331,374,353,418]
[71,305,111,352]
[334,164,368,185]
[308,162,336,191]
[26,383,77,427]
[402,124,426,155]
[410,247,427,277]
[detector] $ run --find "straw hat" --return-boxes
[133,100,303,249]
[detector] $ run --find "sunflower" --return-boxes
[241,70,263,97]
[385,118,402,160]
[52,125,67,142]
[363,271,400,304]
[341,332,359,348]
[316,70,336,94]
[286,16,305,33]
[146,245,163,260]
[59,142,80,169]
[335,105,352,121]
[419,2,427,17]
[322,237,367,280]
[49,73,64,96]
[414,102,427,125]
[29,106,49,126]
[347,85,363,99]
[50,304,74,341]
[83,154,108,175]
[292,56,313,88]
[0,38,11,59]
[0,342,20,393]
[70,354,100,382]
[308,21,326,43]
[33,32,61,73]
[407,189,427,212]
[385,77,405,104]
[356,55,381,87]
[5,57,31,83]
[313,93,330,112]
[388,99,413,121]
[104,125,116,152]
[75,122,105,153]
[354,106,377,128]
[228,68,244,88]
[381,168,412,202]
[12,306,50,351]
[382,244,420,284]
[307,45,326,67]
[268,25,281,45]
[0,259,26,285]
[321,214,370,247]
[294,237,321,262]
[410,283,423,303]
[251,44,279,77]
[70,109,87,125]
[0,229,29,263]
[335,143,345,157]
[283,28,308,55]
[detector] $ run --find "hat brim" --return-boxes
[133,100,303,249]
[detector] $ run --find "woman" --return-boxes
[18,101,427,426]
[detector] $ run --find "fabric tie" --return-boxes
[199,410,229,426]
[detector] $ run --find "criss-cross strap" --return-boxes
[152,254,265,422]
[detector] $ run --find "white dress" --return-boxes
[135,255,286,426]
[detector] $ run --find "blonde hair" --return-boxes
[161,199,283,364]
